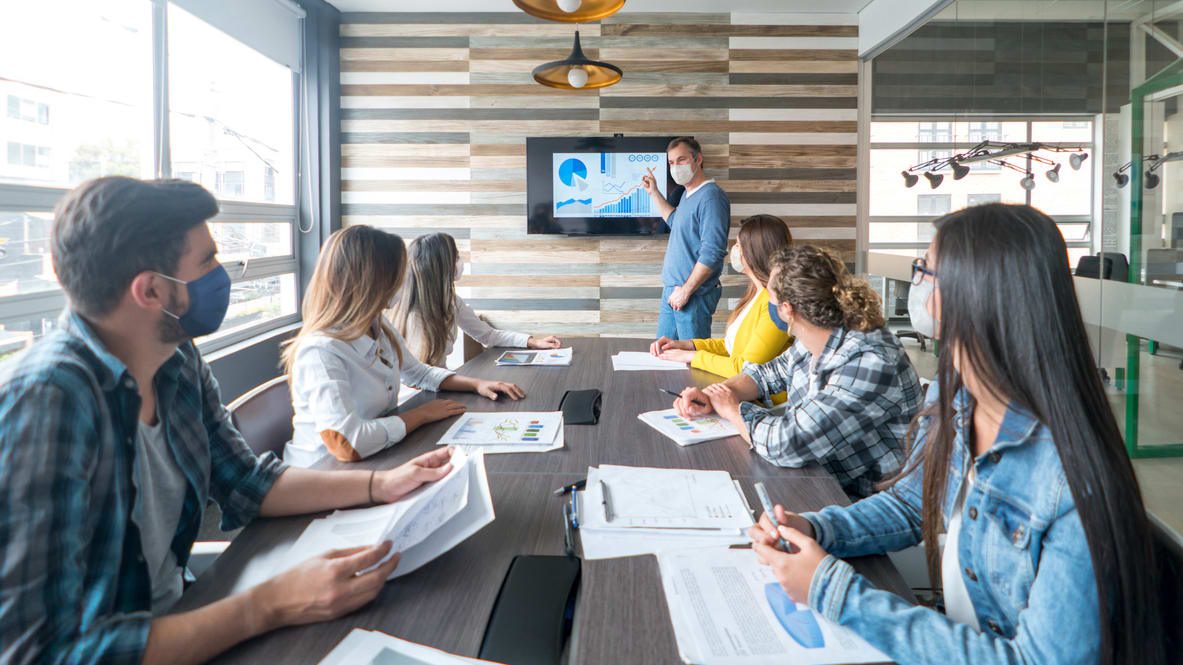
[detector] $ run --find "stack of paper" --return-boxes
[437,411,565,454]
[231,450,494,593]
[610,351,687,371]
[658,548,890,665]
[575,465,752,560]
[638,408,741,446]
[320,628,497,665]
[495,347,573,366]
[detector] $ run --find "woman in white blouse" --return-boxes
[282,226,525,468]
[393,232,561,367]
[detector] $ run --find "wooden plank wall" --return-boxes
[340,11,858,337]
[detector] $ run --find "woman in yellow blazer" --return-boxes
[651,214,794,402]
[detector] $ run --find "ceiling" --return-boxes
[326,0,875,13]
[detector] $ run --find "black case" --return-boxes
[478,555,582,665]
[558,389,602,425]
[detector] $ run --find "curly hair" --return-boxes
[767,245,885,332]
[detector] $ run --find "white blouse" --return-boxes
[286,328,453,468]
[401,295,530,367]
[723,291,758,355]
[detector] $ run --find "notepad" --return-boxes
[638,408,741,446]
[496,347,573,366]
[610,351,687,371]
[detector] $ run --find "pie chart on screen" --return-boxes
[558,158,588,189]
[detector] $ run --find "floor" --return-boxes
[899,338,1183,545]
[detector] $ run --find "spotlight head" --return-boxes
[902,171,919,188]
[1020,173,1036,191]
[1113,171,1129,188]
[1146,170,1161,189]
[1046,163,1061,183]
[923,171,944,189]
[1069,153,1088,170]
[951,161,970,180]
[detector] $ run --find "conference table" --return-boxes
[177,338,914,664]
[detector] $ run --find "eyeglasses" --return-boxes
[911,257,938,286]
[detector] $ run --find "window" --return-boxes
[917,194,951,216]
[216,170,245,197]
[169,5,294,205]
[870,118,1094,258]
[967,193,1001,206]
[0,0,303,356]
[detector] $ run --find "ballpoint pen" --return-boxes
[754,482,792,552]
[599,480,614,523]
[553,479,587,496]
[658,387,707,407]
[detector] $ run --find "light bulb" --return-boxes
[567,67,588,88]
[1046,163,1061,183]
[1020,174,1036,191]
[557,0,582,12]
[1069,153,1088,170]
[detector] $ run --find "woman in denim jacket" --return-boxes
[749,203,1166,665]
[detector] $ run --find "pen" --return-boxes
[600,480,614,523]
[553,479,587,496]
[569,490,579,529]
[658,387,706,407]
[754,482,791,552]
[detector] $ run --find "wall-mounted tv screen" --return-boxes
[526,136,678,235]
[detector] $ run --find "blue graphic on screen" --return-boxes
[553,152,668,218]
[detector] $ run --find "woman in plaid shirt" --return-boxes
[674,245,923,499]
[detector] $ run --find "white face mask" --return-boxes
[454,257,464,280]
[729,244,745,273]
[670,163,695,186]
[907,279,936,338]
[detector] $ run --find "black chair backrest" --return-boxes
[1074,253,1129,282]
[227,376,294,459]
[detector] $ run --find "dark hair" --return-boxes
[51,177,219,318]
[768,244,884,332]
[884,203,1163,665]
[730,214,793,325]
[666,136,702,160]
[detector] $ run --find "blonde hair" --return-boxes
[768,245,885,332]
[282,226,406,376]
[392,232,459,367]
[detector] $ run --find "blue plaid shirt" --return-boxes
[0,311,286,665]
[740,327,923,499]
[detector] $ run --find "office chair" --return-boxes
[190,376,294,579]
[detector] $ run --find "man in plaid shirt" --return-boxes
[674,245,923,499]
[0,177,456,665]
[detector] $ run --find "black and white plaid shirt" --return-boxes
[740,327,923,499]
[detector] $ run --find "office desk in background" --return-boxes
[175,338,914,665]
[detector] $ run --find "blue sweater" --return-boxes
[660,181,731,289]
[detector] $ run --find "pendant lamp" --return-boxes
[533,30,622,90]
[513,0,625,23]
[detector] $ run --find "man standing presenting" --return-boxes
[642,136,731,340]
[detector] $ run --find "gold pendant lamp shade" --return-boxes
[513,0,626,23]
[532,30,622,90]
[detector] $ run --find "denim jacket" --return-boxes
[800,381,1100,665]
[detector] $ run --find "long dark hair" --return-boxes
[392,232,459,366]
[730,214,793,325]
[885,203,1161,664]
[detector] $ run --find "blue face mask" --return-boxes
[768,302,790,332]
[157,265,232,338]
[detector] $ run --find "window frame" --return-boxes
[869,115,1096,256]
[0,0,307,356]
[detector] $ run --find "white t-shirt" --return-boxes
[286,328,453,468]
[942,466,981,630]
[723,293,758,355]
[400,294,530,368]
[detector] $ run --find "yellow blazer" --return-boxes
[691,288,792,404]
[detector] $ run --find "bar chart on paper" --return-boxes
[553,151,667,219]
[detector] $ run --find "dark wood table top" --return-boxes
[177,338,913,664]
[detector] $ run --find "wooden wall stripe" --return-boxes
[340,12,858,338]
